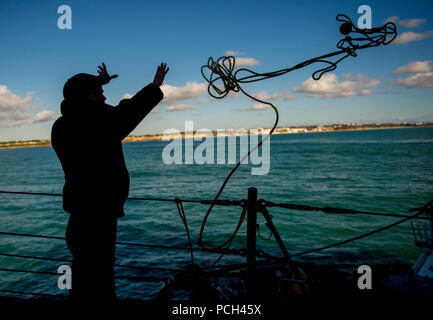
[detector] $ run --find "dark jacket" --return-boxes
[51,83,163,218]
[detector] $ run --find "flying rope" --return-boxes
[198,14,397,251]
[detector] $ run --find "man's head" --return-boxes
[88,86,106,103]
[63,73,106,103]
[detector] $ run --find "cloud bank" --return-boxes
[394,61,433,88]
[238,103,270,111]
[383,16,433,44]
[394,61,431,74]
[396,72,433,88]
[399,18,426,28]
[160,82,207,105]
[224,50,260,67]
[293,74,380,98]
[0,85,57,128]
[395,30,433,44]
[166,104,197,112]
[251,90,297,102]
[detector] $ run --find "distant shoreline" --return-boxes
[1,123,432,150]
[0,141,51,150]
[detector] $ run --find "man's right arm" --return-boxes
[112,63,169,141]
[114,83,164,140]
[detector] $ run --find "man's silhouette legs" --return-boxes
[66,213,118,302]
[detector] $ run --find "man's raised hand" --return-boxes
[153,63,169,86]
[97,62,118,85]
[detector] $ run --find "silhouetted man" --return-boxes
[51,62,169,302]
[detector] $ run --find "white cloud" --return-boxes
[160,82,207,105]
[384,16,426,28]
[150,108,160,114]
[207,82,242,99]
[0,110,32,121]
[342,73,353,79]
[399,18,426,28]
[0,85,56,128]
[32,110,58,123]
[225,90,243,99]
[357,74,370,82]
[239,103,270,111]
[394,61,432,74]
[225,50,243,56]
[395,30,433,44]
[121,93,133,100]
[396,72,433,88]
[0,85,33,112]
[393,60,433,89]
[0,110,58,127]
[196,98,212,104]
[223,50,260,67]
[165,104,197,112]
[235,57,260,67]
[0,120,29,128]
[293,73,380,98]
[250,90,297,102]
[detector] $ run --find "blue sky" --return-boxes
[1,0,433,141]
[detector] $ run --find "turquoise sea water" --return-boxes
[0,127,432,299]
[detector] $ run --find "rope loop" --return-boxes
[201,56,240,99]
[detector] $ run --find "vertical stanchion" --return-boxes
[247,187,257,273]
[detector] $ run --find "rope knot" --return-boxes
[201,56,240,99]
